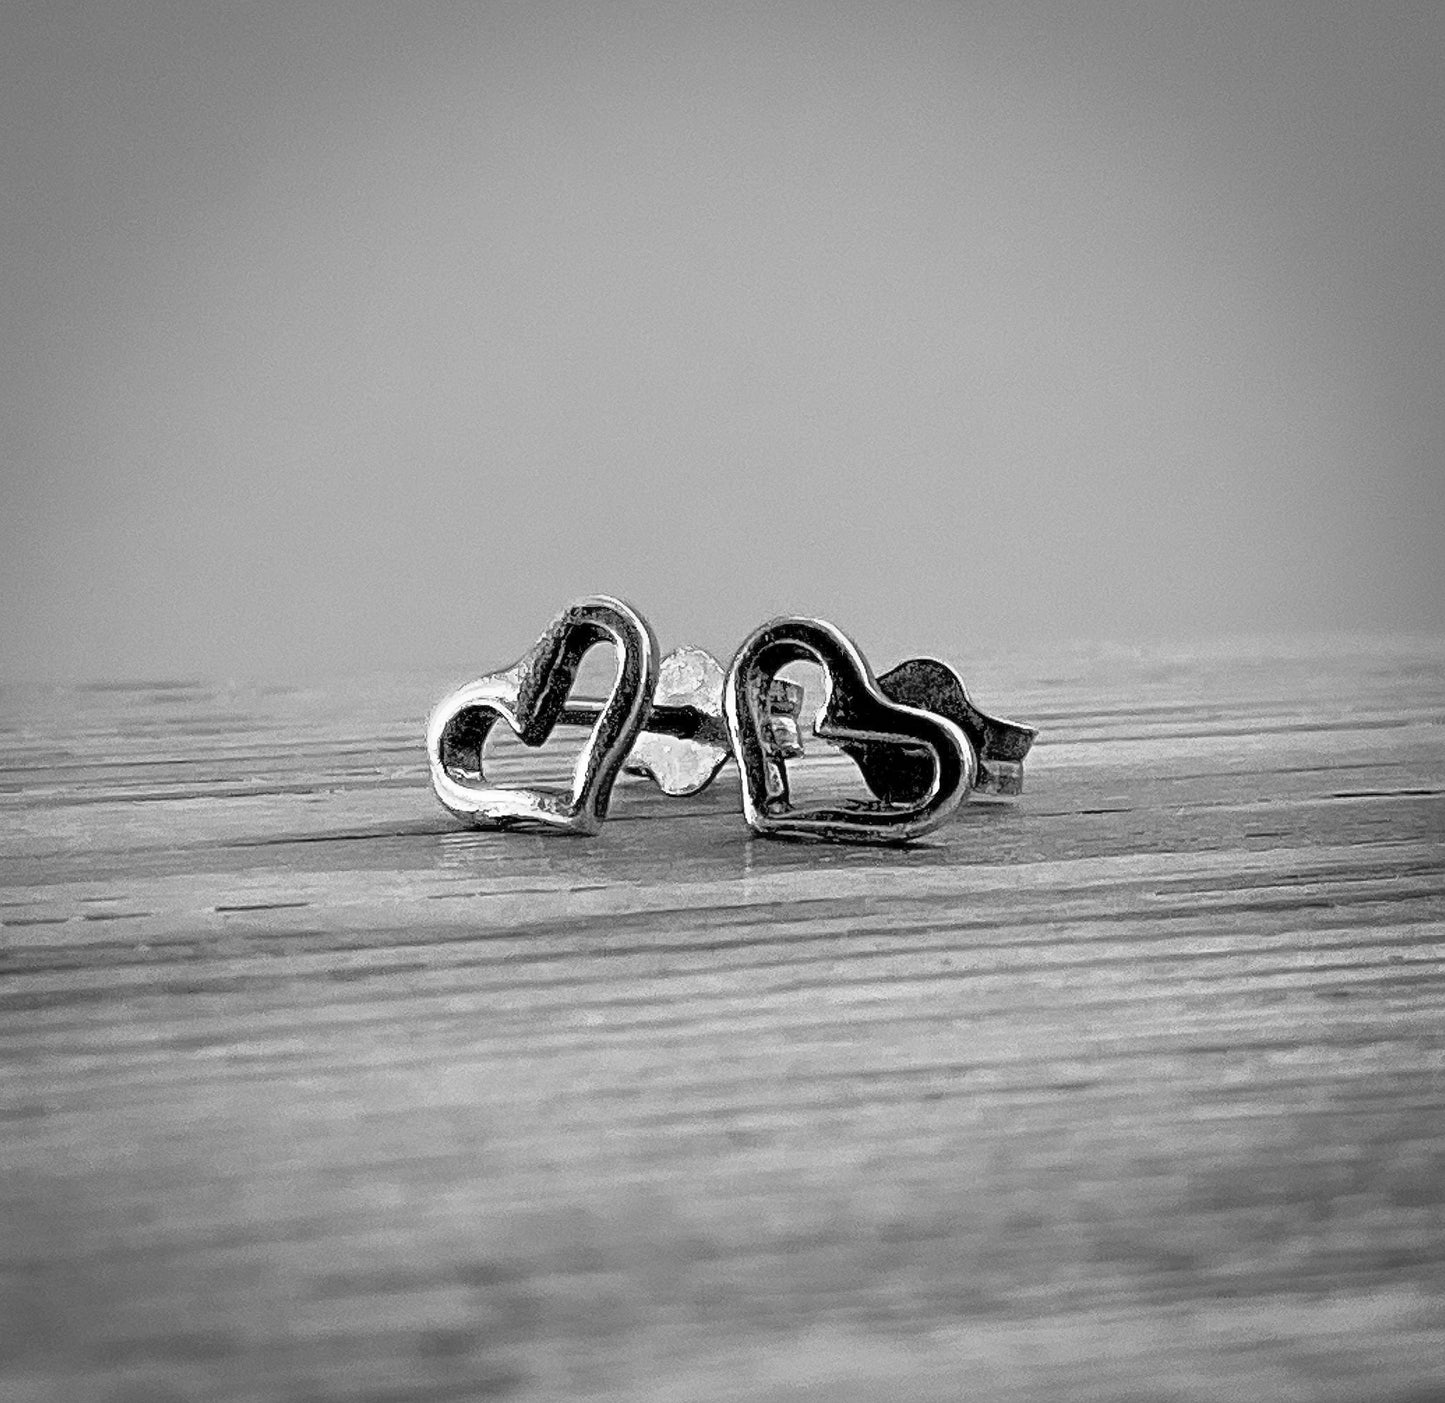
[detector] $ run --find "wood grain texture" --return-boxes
[2,640,1443,1402]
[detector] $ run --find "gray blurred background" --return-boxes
[3,0,1441,683]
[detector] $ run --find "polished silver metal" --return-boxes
[724,616,976,845]
[561,645,805,796]
[427,595,658,834]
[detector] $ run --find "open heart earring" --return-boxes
[724,616,974,844]
[723,617,1037,845]
[427,595,659,835]
[427,597,811,833]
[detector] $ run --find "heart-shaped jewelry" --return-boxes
[426,595,658,834]
[723,616,976,844]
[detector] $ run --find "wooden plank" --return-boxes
[2,641,1443,1402]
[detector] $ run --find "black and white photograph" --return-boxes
[2,3,1442,1399]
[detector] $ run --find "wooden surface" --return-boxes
[2,640,1443,1402]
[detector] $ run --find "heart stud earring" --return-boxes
[427,595,659,835]
[724,616,977,844]
[427,598,810,832]
[724,617,1037,844]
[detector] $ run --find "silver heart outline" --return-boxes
[427,595,659,835]
[723,617,975,844]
